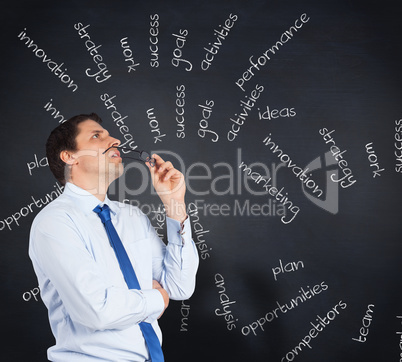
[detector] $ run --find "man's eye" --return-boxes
[92,133,99,139]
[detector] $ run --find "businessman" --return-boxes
[29,113,199,361]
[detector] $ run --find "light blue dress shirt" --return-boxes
[29,182,199,361]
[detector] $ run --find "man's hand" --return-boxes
[147,154,187,222]
[152,280,169,319]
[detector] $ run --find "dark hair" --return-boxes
[46,113,103,185]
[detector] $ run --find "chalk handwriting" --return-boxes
[365,143,385,177]
[120,37,140,72]
[17,29,78,92]
[279,300,347,361]
[396,315,402,359]
[319,128,357,188]
[100,93,138,151]
[198,100,219,142]
[146,108,166,143]
[74,23,111,83]
[27,154,48,175]
[352,304,375,343]
[215,273,238,331]
[188,202,211,260]
[22,286,40,302]
[44,99,66,123]
[201,13,238,70]
[263,134,323,198]
[151,205,165,242]
[149,14,160,67]
[180,300,190,332]
[394,119,402,173]
[238,160,300,224]
[227,84,264,141]
[258,105,296,120]
[242,281,328,336]
[0,182,64,232]
[272,259,304,281]
[172,29,192,71]
[235,13,310,92]
[176,85,186,138]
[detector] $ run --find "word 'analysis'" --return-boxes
[17,28,78,92]
[239,160,300,224]
[201,13,238,70]
[319,128,356,188]
[188,202,212,260]
[235,13,310,91]
[227,84,264,141]
[215,273,238,331]
[280,300,347,362]
[74,23,111,83]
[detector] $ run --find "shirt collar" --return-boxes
[63,182,118,216]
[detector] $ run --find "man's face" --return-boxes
[69,119,123,184]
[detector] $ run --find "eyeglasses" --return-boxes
[102,145,156,167]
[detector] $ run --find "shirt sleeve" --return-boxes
[29,211,165,331]
[149,215,199,301]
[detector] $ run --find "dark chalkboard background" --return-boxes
[1,0,402,361]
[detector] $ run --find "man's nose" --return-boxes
[108,137,121,148]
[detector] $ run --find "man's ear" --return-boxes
[60,150,77,165]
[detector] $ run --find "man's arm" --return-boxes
[29,211,165,330]
[146,154,199,301]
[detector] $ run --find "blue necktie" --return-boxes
[93,204,164,362]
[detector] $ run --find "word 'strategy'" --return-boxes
[100,93,137,152]
[74,23,111,83]
[319,128,356,188]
